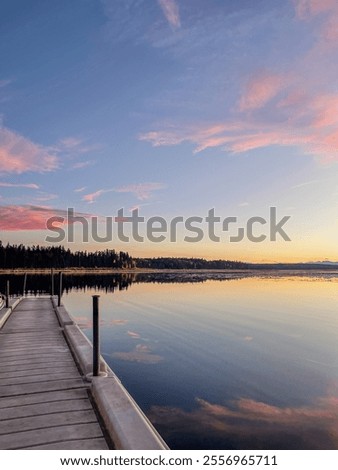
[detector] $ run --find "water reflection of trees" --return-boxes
[0,272,247,296]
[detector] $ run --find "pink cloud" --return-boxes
[140,123,247,154]
[277,89,308,108]
[239,72,285,111]
[293,0,338,48]
[83,189,107,204]
[0,205,65,231]
[140,85,338,162]
[0,205,91,231]
[310,95,338,128]
[293,0,336,19]
[115,182,166,200]
[0,182,39,189]
[0,127,58,174]
[140,2,338,164]
[322,18,338,43]
[157,0,181,29]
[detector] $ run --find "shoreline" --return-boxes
[1,267,338,276]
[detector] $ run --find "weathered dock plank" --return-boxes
[0,397,92,420]
[0,409,99,435]
[0,359,76,372]
[26,437,109,450]
[0,371,83,386]
[0,364,79,379]
[0,297,110,450]
[0,422,107,450]
[0,388,89,409]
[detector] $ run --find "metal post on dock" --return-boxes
[23,273,27,297]
[6,280,9,308]
[51,268,54,297]
[92,295,100,376]
[58,271,63,307]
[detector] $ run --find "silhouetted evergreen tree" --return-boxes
[135,257,248,269]
[0,241,134,269]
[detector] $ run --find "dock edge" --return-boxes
[51,297,169,450]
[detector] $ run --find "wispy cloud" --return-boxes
[157,0,181,29]
[59,137,84,149]
[83,182,166,203]
[293,0,336,20]
[71,160,95,170]
[239,71,284,111]
[58,137,101,155]
[74,187,86,193]
[291,179,320,189]
[0,127,59,174]
[0,182,39,189]
[293,0,338,47]
[32,192,58,202]
[140,77,338,161]
[0,79,12,88]
[83,189,109,204]
[115,182,166,200]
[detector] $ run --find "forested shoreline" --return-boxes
[0,241,247,270]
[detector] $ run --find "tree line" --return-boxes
[135,257,248,270]
[0,242,134,269]
[0,242,248,270]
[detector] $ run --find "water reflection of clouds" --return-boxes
[74,316,128,329]
[243,336,253,341]
[127,330,141,338]
[149,393,338,449]
[112,344,163,364]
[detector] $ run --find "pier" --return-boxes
[0,296,168,450]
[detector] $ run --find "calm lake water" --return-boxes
[60,273,338,450]
[1,272,338,449]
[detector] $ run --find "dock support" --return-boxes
[23,273,27,297]
[5,280,9,308]
[58,271,63,307]
[93,295,100,377]
[51,268,54,296]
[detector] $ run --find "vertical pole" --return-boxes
[23,273,27,297]
[51,268,54,297]
[92,295,100,376]
[6,280,9,308]
[58,271,62,307]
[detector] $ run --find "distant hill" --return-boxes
[309,261,338,266]
[248,262,338,270]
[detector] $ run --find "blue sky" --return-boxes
[1,0,338,262]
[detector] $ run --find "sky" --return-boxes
[1,0,338,262]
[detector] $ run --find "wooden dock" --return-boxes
[0,297,110,450]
